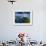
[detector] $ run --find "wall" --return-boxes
[0,0,46,42]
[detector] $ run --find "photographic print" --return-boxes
[15,11,32,26]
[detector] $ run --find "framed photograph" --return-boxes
[14,11,33,26]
